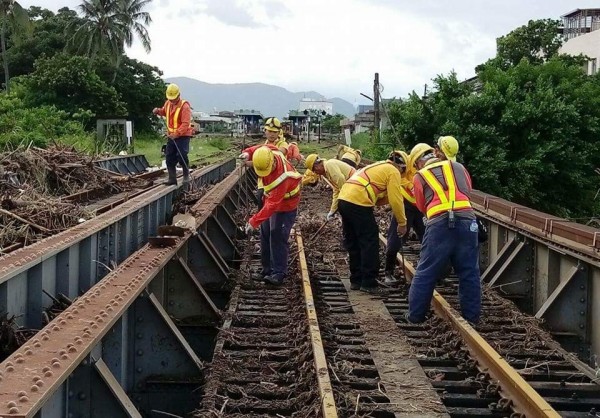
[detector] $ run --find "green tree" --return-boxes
[491,19,564,68]
[386,57,600,218]
[0,0,30,92]
[67,0,124,68]
[1,7,80,80]
[95,54,164,131]
[321,113,345,133]
[18,53,127,124]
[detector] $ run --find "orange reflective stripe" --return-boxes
[401,186,416,204]
[346,161,387,204]
[166,100,187,133]
[262,152,302,199]
[420,161,471,218]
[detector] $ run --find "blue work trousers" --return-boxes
[408,218,481,323]
[166,137,190,172]
[385,202,425,273]
[260,209,297,280]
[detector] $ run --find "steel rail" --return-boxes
[0,167,244,418]
[295,230,338,418]
[379,233,561,417]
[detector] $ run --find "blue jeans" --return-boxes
[408,218,481,323]
[166,137,190,172]
[260,209,297,280]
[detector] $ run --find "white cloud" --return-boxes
[18,0,600,106]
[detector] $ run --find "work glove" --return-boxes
[238,152,249,160]
[326,211,336,222]
[397,223,407,236]
[244,222,255,234]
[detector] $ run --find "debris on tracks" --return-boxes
[0,144,149,253]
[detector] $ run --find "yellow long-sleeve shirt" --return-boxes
[302,169,320,186]
[338,161,407,226]
[324,159,355,213]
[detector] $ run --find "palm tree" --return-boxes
[111,0,152,82]
[0,0,30,92]
[67,0,124,68]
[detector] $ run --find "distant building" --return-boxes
[286,110,309,137]
[357,104,374,114]
[560,9,600,75]
[235,109,264,135]
[298,98,333,115]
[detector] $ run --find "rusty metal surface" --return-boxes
[471,190,600,258]
[0,166,244,417]
[0,160,233,285]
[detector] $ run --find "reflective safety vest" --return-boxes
[346,161,389,204]
[262,151,302,200]
[400,185,416,205]
[419,160,472,219]
[258,140,288,189]
[166,100,188,134]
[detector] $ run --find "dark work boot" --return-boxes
[165,166,177,185]
[182,166,190,191]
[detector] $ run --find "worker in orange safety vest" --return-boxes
[153,83,194,187]
[239,145,302,286]
[407,149,481,324]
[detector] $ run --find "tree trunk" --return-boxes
[1,17,10,93]
[111,54,121,84]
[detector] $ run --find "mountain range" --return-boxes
[165,77,356,118]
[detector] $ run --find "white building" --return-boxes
[298,98,333,115]
[559,8,600,75]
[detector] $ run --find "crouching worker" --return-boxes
[239,145,302,285]
[337,151,408,294]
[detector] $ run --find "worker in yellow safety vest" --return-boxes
[337,151,408,294]
[304,154,356,221]
[153,83,194,186]
[407,146,481,324]
[337,145,362,168]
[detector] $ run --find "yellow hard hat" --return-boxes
[166,83,180,100]
[305,154,319,171]
[252,146,275,177]
[437,136,459,161]
[388,150,408,169]
[410,143,435,166]
[264,117,282,132]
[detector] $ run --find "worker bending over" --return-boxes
[407,149,481,324]
[384,144,434,283]
[256,117,289,210]
[337,145,362,168]
[153,83,193,187]
[240,145,301,286]
[304,154,356,221]
[338,151,408,294]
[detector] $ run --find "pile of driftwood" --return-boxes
[0,145,144,254]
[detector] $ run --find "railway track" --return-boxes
[384,238,600,417]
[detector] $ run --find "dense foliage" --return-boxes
[0,4,162,135]
[384,20,600,217]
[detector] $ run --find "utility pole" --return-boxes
[373,72,380,143]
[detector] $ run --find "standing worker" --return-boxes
[239,145,301,285]
[407,151,481,324]
[337,151,408,294]
[304,154,356,220]
[153,83,193,187]
[337,145,362,168]
[384,144,434,283]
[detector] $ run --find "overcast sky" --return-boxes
[21,0,598,105]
